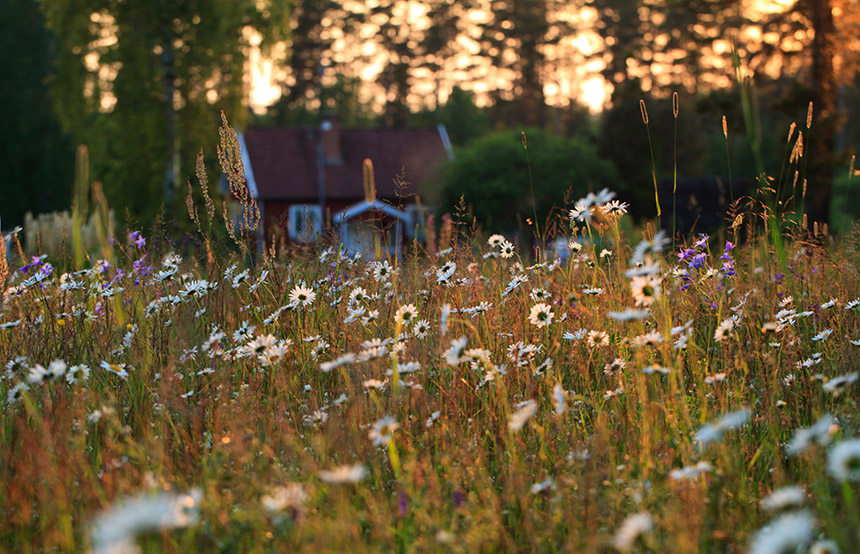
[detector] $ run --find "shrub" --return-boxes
[434,128,617,236]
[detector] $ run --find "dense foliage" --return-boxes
[437,129,618,235]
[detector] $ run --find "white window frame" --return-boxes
[288,204,323,242]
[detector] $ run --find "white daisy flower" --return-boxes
[760,486,806,512]
[288,285,316,308]
[613,512,653,552]
[100,361,129,379]
[528,303,554,328]
[569,204,592,223]
[828,439,860,482]
[413,319,430,339]
[319,353,357,373]
[368,416,400,446]
[587,330,609,347]
[694,408,751,449]
[318,464,367,484]
[508,400,537,432]
[669,461,713,481]
[436,261,456,283]
[349,287,368,305]
[823,373,859,396]
[394,304,418,326]
[713,317,736,342]
[487,234,506,248]
[372,260,395,282]
[748,511,814,554]
[630,275,661,307]
[811,328,833,342]
[607,308,650,321]
[243,334,277,358]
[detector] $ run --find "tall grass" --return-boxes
[1,191,859,551]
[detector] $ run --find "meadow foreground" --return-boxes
[2,202,860,553]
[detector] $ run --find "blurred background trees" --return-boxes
[1,0,75,227]
[33,0,289,225]
[2,0,858,235]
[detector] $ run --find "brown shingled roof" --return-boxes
[243,126,449,202]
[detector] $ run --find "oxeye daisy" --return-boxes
[318,464,367,484]
[601,199,629,216]
[372,260,394,282]
[259,342,290,366]
[443,337,468,366]
[631,330,663,347]
[760,486,806,512]
[529,288,551,302]
[669,461,713,481]
[394,304,418,326]
[436,261,456,283]
[500,240,515,259]
[528,303,554,328]
[587,330,609,347]
[362,309,379,325]
[289,285,316,308]
[812,328,833,342]
[713,317,736,342]
[748,511,814,554]
[694,408,750,449]
[349,287,368,305]
[810,539,840,554]
[65,364,91,384]
[368,415,400,446]
[244,334,277,357]
[828,439,860,481]
[823,372,858,396]
[569,204,591,223]
[413,319,430,339]
[100,360,129,379]
[508,400,537,432]
[26,364,51,385]
[233,321,255,342]
[487,234,505,248]
[613,512,654,553]
[630,275,661,307]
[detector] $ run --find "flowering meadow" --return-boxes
[2,193,860,553]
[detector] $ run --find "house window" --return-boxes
[288,204,323,242]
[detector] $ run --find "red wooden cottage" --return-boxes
[237,114,453,256]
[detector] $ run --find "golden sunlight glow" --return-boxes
[247,0,808,116]
[746,0,796,16]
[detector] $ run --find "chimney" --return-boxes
[321,112,342,166]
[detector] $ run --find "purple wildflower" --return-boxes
[19,256,43,273]
[689,253,707,270]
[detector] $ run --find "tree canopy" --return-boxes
[38,0,290,225]
[0,0,75,228]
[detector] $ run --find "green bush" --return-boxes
[434,128,617,235]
